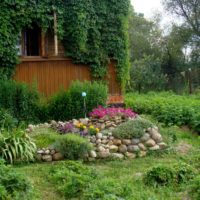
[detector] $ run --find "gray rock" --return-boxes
[96,139,102,144]
[50,149,56,155]
[109,145,119,153]
[158,142,167,149]
[138,143,146,151]
[90,137,96,143]
[127,145,140,152]
[118,145,127,153]
[101,123,106,130]
[44,150,50,155]
[113,139,122,146]
[149,145,160,151]
[140,133,150,142]
[98,150,110,158]
[132,139,140,145]
[52,153,64,161]
[97,146,105,152]
[42,155,52,162]
[125,152,136,159]
[96,133,103,139]
[145,139,156,147]
[122,139,132,145]
[37,150,44,154]
[110,153,124,159]
[89,150,97,158]
[102,136,108,140]
[151,132,162,143]
[139,151,147,157]
[102,139,108,144]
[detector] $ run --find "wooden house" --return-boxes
[14,19,123,104]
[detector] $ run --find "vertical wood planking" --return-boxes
[14,58,121,97]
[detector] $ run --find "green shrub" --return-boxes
[48,81,108,121]
[112,118,153,139]
[0,159,33,199]
[174,162,196,184]
[0,129,37,164]
[0,80,40,123]
[188,175,200,200]
[125,92,200,133]
[144,162,196,187]
[82,178,133,200]
[144,165,175,187]
[49,161,97,199]
[0,109,18,131]
[53,134,92,160]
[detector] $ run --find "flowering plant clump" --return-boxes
[89,106,137,119]
[56,122,100,136]
[57,122,75,134]
[88,125,100,135]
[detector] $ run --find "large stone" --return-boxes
[101,123,106,130]
[139,151,147,157]
[79,118,89,125]
[97,146,105,152]
[37,150,44,154]
[96,139,102,144]
[44,149,50,155]
[102,139,108,144]
[146,139,156,147]
[42,155,52,162]
[109,145,118,153]
[108,140,113,146]
[90,137,96,143]
[102,136,108,140]
[131,139,140,145]
[122,139,132,145]
[113,139,122,146]
[149,145,160,151]
[151,132,162,143]
[158,142,167,150]
[140,133,150,142]
[98,150,110,158]
[89,150,97,158]
[125,152,136,159]
[110,153,124,159]
[52,153,64,161]
[118,145,127,153]
[138,143,146,151]
[96,133,103,139]
[127,145,140,152]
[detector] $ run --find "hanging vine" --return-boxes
[0,0,130,88]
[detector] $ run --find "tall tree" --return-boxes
[163,0,200,37]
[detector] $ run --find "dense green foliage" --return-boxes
[125,92,200,133]
[49,161,97,199]
[0,109,18,131]
[53,134,92,160]
[188,175,200,199]
[48,81,108,120]
[0,129,36,164]
[0,159,33,199]
[0,0,130,88]
[112,118,153,139]
[0,80,40,122]
[144,163,196,187]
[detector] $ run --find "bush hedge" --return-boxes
[0,80,40,123]
[125,92,200,133]
[48,81,108,121]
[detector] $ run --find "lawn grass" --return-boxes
[14,125,200,200]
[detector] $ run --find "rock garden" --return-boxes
[27,106,167,162]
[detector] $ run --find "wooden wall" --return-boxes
[14,58,122,103]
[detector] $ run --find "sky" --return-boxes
[131,0,163,19]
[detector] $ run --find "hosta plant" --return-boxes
[0,129,37,164]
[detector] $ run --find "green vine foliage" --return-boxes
[0,0,130,88]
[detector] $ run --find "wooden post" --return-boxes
[41,30,46,57]
[53,11,58,56]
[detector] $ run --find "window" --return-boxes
[21,24,41,56]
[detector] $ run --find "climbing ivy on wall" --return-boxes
[0,0,130,88]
